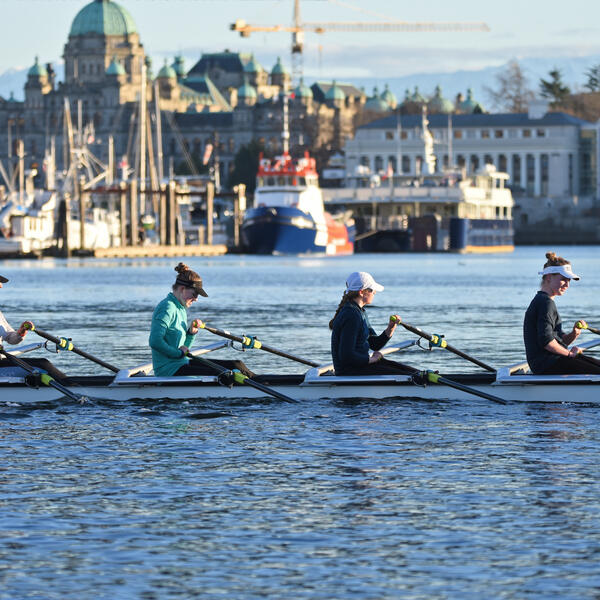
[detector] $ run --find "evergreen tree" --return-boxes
[484,60,535,113]
[227,139,266,195]
[584,64,600,92]
[539,68,570,106]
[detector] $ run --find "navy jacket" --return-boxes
[523,291,565,374]
[331,302,390,375]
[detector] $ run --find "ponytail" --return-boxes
[329,290,360,329]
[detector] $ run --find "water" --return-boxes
[1,247,600,599]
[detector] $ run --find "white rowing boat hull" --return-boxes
[2,372,600,404]
[3,338,600,405]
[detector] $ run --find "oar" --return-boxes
[22,321,120,373]
[414,369,508,405]
[192,320,319,367]
[0,345,86,403]
[392,317,495,372]
[186,353,299,404]
[576,321,600,336]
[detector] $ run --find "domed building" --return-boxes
[63,0,145,98]
[381,84,397,110]
[270,57,290,89]
[0,0,375,187]
[364,87,390,113]
[458,88,484,114]
[428,85,454,114]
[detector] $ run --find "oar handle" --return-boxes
[577,321,600,335]
[394,318,496,372]
[23,322,120,373]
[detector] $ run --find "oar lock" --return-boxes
[24,369,51,389]
[429,334,447,349]
[411,370,440,387]
[241,335,262,350]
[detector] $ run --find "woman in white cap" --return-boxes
[149,263,254,377]
[523,251,600,374]
[329,271,413,376]
[0,274,67,379]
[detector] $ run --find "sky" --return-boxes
[2,0,600,83]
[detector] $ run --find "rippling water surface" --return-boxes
[1,247,600,599]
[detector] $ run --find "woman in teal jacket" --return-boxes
[149,263,253,377]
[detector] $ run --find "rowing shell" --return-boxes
[2,340,600,405]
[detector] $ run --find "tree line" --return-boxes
[486,59,600,119]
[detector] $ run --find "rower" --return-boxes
[523,251,600,374]
[148,262,255,377]
[329,271,414,376]
[0,274,68,381]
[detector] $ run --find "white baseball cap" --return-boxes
[346,271,384,292]
[538,264,580,280]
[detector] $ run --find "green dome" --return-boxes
[428,85,454,114]
[70,0,137,36]
[459,88,482,113]
[365,87,389,112]
[294,78,312,99]
[28,56,47,77]
[158,60,176,79]
[238,78,257,99]
[171,56,186,78]
[381,84,397,109]
[326,81,345,101]
[411,86,426,104]
[244,54,262,74]
[106,57,125,76]
[271,57,288,75]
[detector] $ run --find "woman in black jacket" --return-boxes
[329,271,413,376]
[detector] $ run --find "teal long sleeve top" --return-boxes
[149,292,196,376]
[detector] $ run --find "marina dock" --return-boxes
[90,244,227,258]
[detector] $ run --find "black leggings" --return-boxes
[337,357,415,376]
[175,359,255,378]
[542,354,600,375]
[0,357,68,381]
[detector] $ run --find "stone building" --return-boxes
[0,0,372,187]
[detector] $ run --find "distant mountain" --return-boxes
[3,54,600,110]
[339,54,600,111]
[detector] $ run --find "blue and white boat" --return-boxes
[241,152,354,255]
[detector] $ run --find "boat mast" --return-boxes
[282,79,290,155]
[153,79,164,182]
[139,61,147,215]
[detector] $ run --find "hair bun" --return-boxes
[175,262,190,274]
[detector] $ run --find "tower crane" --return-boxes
[231,0,490,84]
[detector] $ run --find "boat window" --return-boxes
[257,177,264,187]
[481,130,490,139]
[453,130,463,139]
[522,129,531,138]
[536,129,546,138]
[277,176,286,186]
[385,131,394,140]
[495,130,504,138]
[267,177,275,186]
[298,177,306,186]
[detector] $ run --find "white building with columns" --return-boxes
[343,105,597,223]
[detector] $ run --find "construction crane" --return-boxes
[231,0,490,84]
